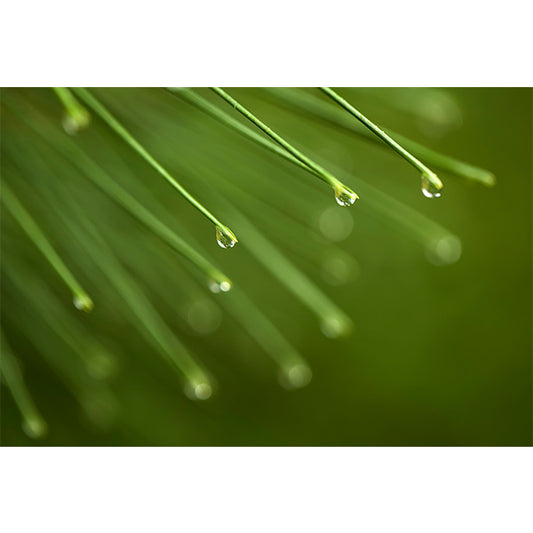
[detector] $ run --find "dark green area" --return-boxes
[1,88,531,445]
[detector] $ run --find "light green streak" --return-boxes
[1,181,93,311]
[1,332,47,438]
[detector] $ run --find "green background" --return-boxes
[1,87,531,445]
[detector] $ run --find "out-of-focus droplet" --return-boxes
[320,315,352,338]
[87,351,118,380]
[334,185,357,207]
[421,174,442,198]
[279,364,312,390]
[185,381,213,401]
[22,416,48,439]
[416,90,463,138]
[426,235,462,266]
[208,277,232,294]
[322,254,359,286]
[319,207,354,242]
[215,226,238,249]
[62,107,91,135]
[73,293,94,312]
[187,299,222,335]
[82,390,117,429]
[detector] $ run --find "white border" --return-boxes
[1,448,532,532]
[1,1,532,86]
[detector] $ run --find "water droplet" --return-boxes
[334,185,357,207]
[215,226,238,249]
[421,174,442,198]
[22,416,47,439]
[319,207,354,242]
[208,277,232,294]
[425,235,462,265]
[73,293,94,312]
[187,299,222,335]
[185,381,213,400]
[62,107,91,135]
[320,315,353,338]
[279,364,312,389]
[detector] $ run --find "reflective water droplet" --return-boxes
[62,107,91,135]
[185,381,212,400]
[320,315,353,338]
[425,235,462,266]
[334,185,357,207]
[208,278,232,294]
[73,293,94,312]
[421,174,442,198]
[22,416,48,439]
[279,364,312,389]
[215,226,238,249]
[319,207,354,242]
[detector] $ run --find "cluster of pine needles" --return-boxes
[0,87,495,439]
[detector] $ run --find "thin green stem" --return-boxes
[209,87,358,202]
[261,88,495,186]
[52,87,82,113]
[71,87,237,244]
[1,181,93,311]
[1,331,48,438]
[319,87,443,192]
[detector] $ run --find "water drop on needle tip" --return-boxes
[334,186,357,207]
[73,294,94,312]
[215,226,238,249]
[421,174,442,198]
[208,278,232,294]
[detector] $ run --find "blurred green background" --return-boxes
[1,87,531,446]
